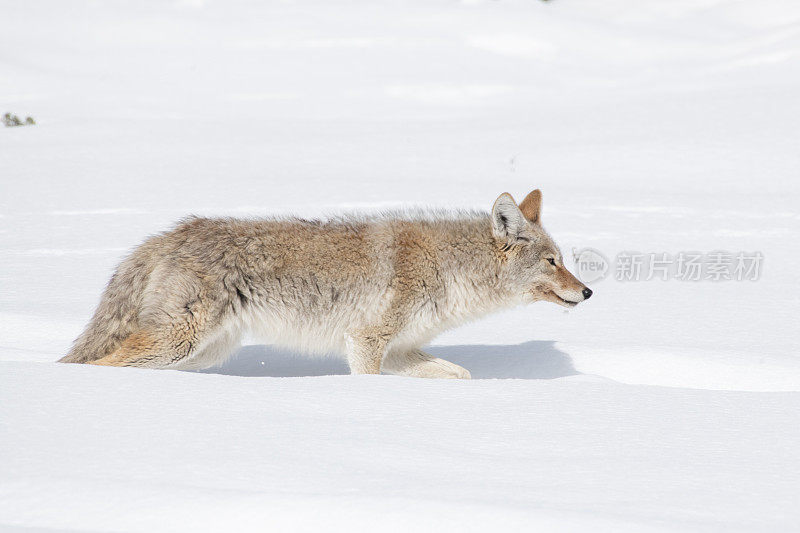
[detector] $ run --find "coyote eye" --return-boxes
[547,258,556,266]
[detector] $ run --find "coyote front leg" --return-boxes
[345,330,390,375]
[383,348,471,379]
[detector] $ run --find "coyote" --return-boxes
[60,189,592,378]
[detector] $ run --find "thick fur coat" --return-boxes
[60,190,591,378]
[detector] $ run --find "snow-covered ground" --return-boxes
[2,0,800,531]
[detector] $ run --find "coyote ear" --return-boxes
[519,189,542,224]
[492,193,527,240]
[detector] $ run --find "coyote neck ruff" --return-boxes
[60,189,592,379]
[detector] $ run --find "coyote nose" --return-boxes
[582,288,593,300]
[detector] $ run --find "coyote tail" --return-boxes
[59,249,154,364]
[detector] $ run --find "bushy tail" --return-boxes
[59,250,154,364]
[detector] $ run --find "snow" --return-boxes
[2,0,800,530]
[3,363,800,532]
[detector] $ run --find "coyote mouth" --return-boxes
[552,292,579,307]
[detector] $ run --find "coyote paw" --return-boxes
[448,366,472,379]
[383,350,472,379]
[424,358,471,379]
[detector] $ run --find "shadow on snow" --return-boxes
[197,340,578,380]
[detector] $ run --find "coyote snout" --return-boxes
[62,187,591,379]
[546,263,593,308]
[547,273,592,308]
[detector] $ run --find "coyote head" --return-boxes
[491,189,592,308]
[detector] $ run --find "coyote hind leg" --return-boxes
[383,348,471,379]
[90,330,166,367]
[90,311,221,368]
[90,328,198,368]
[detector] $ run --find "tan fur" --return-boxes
[519,189,542,224]
[60,190,591,378]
